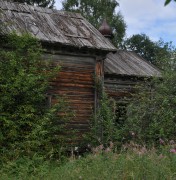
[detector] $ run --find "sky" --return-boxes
[55,0,176,46]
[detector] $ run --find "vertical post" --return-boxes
[95,56,105,142]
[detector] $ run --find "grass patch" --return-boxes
[1,149,176,180]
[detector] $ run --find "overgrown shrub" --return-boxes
[85,91,119,148]
[122,57,176,145]
[0,33,71,163]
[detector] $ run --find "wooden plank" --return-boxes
[48,54,96,136]
[55,71,94,78]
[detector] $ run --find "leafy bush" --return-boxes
[0,155,51,179]
[85,91,119,148]
[0,33,71,162]
[122,57,176,145]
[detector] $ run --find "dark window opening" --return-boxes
[115,102,127,126]
[45,94,52,108]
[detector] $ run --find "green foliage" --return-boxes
[0,155,52,179]
[124,34,156,64]
[47,152,176,179]
[122,57,176,145]
[7,0,55,8]
[165,0,176,6]
[53,151,176,180]
[85,91,118,147]
[62,0,126,47]
[0,10,4,35]
[155,39,175,68]
[124,34,174,65]
[0,33,71,163]
[1,148,176,179]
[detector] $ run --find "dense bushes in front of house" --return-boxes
[1,144,176,179]
[84,92,119,148]
[120,57,176,146]
[85,56,176,150]
[0,33,72,163]
[0,33,176,179]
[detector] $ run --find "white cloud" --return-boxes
[55,0,62,10]
[55,0,176,45]
[120,0,176,44]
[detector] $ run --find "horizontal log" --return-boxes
[44,54,95,64]
[56,71,94,78]
[63,93,94,97]
[66,125,90,131]
[62,65,94,70]
[106,91,131,97]
[69,106,93,110]
[51,80,94,86]
[53,75,93,81]
[51,82,94,88]
[68,119,90,123]
[50,86,94,91]
[61,69,94,74]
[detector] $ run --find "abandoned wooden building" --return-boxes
[98,18,161,120]
[104,50,161,100]
[104,51,161,120]
[0,0,117,136]
[0,1,161,137]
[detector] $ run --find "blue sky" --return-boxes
[55,0,176,46]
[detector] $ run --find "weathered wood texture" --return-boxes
[0,0,116,52]
[104,50,161,122]
[44,54,97,136]
[104,75,145,125]
[104,75,138,101]
[105,51,161,77]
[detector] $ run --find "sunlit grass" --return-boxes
[1,147,176,180]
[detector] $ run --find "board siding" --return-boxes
[104,76,138,101]
[45,54,96,136]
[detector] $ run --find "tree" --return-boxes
[165,0,176,6]
[124,34,157,64]
[62,0,126,47]
[8,0,55,8]
[0,33,72,160]
[124,34,174,65]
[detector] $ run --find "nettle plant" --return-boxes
[0,33,71,161]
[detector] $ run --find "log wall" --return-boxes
[44,53,102,138]
[104,75,138,101]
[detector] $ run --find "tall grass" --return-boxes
[1,148,176,180]
[47,151,176,180]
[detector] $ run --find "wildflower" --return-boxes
[109,141,114,149]
[169,140,175,145]
[91,147,98,154]
[170,148,176,154]
[98,144,104,151]
[105,147,111,153]
[159,138,165,145]
[159,154,165,159]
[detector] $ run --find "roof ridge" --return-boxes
[0,0,83,19]
[0,0,117,51]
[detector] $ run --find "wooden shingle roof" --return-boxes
[0,0,116,52]
[105,51,161,77]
